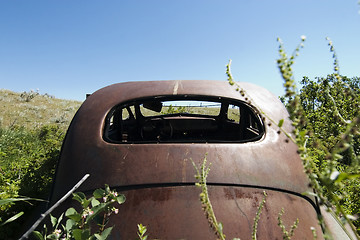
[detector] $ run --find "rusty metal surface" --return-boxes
[50,80,324,239]
[109,186,322,239]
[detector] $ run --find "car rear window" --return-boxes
[103,95,264,143]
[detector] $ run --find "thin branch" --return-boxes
[20,174,90,239]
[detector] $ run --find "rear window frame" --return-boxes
[103,95,265,144]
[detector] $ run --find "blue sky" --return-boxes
[0,1,359,101]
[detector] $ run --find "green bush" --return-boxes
[276,37,360,237]
[0,124,64,239]
[297,74,360,232]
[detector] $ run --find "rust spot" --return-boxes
[233,189,253,199]
[223,187,235,200]
[125,187,173,207]
[150,188,173,203]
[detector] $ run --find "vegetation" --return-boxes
[161,105,189,114]
[277,208,299,240]
[0,20,360,239]
[227,36,360,238]
[31,184,125,240]
[0,89,81,130]
[192,156,226,240]
[2,68,360,240]
[0,125,65,238]
[137,224,149,240]
[210,35,360,239]
[192,156,268,240]
[298,74,360,229]
[276,37,360,237]
[0,90,81,239]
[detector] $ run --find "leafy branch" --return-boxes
[31,182,125,240]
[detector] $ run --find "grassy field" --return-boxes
[0,89,82,131]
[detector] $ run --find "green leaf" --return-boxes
[73,229,90,240]
[299,129,307,138]
[116,194,126,204]
[66,219,76,232]
[32,231,45,240]
[82,198,92,208]
[67,213,82,222]
[333,153,343,161]
[105,184,111,194]
[218,222,223,234]
[335,172,360,183]
[73,229,83,240]
[93,189,106,199]
[91,197,100,207]
[138,223,147,235]
[0,197,45,206]
[65,207,78,216]
[47,233,60,240]
[65,208,81,222]
[137,224,148,240]
[50,214,57,228]
[72,192,86,204]
[56,213,64,229]
[95,227,113,240]
[0,211,24,226]
[278,119,284,128]
[82,229,91,239]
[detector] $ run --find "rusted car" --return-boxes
[50,80,347,239]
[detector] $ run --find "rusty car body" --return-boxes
[50,80,335,239]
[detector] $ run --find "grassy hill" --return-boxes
[0,89,82,130]
[0,89,83,238]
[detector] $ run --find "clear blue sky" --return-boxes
[0,1,359,101]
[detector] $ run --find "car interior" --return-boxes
[103,95,264,143]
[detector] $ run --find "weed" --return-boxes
[192,156,226,240]
[252,191,267,240]
[277,208,299,240]
[137,224,148,240]
[20,90,39,102]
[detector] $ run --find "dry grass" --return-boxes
[0,89,82,130]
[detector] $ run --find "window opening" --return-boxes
[103,96,264,143]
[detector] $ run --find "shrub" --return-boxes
[0,124,64,239]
